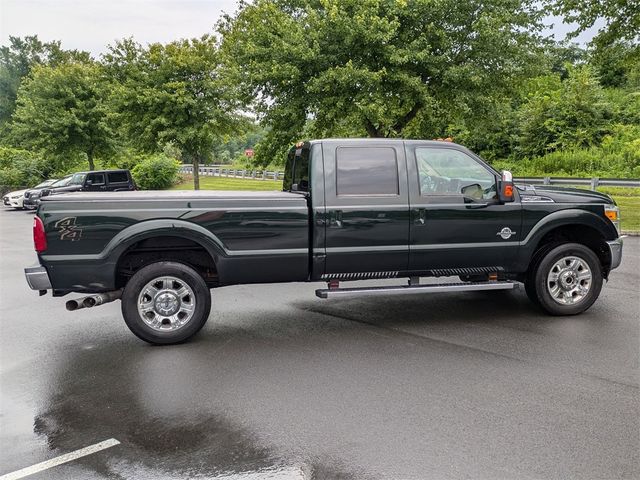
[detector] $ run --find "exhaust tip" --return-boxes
[65,299,80,311]
[82,297,97,308]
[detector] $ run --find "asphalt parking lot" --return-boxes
[1,206,639,479]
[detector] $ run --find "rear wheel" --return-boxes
[525,243,603,315]
[121,261,211,344]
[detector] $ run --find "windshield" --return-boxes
[68,173,87,185]
[50,176,73,187]
[34,179,57,189]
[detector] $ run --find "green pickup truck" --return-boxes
[25,139,623,344]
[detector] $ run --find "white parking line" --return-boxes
[0,438,120,480]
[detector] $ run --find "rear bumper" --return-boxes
[607,237,624,271]
[25,265,52,290]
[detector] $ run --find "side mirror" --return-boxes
[497,170,515,203]
[85,179,93,185]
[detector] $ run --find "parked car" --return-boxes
[3,188,29,209]
[22,179,59,210]
[39,170,136,200]
[24,139,623,345]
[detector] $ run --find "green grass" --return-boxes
[172,175,283,191]
[614,196,640,232]
[172,175,639,231]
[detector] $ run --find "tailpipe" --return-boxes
[66,297,90,311]
[82,289,123,308]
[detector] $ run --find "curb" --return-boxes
[621,231,640,236]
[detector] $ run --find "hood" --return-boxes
[7,189,27,197]
[517,184,614,205]
[45,184,83,195]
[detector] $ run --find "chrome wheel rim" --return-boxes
[546,256,592,305]
[137,276,196,331]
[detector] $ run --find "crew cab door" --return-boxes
[322,140,409,275]
[406,143,522,272]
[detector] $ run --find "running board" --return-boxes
[315,281,517,299]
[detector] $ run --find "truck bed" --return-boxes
[38,190,310,292]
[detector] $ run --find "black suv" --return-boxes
[40,170,136,199]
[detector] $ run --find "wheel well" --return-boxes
[531,224,611,276]
[116,236,218,288]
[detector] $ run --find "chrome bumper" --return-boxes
[25,265,52,290]
[607,237,624,270]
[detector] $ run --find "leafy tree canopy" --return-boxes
[551,0,639,46]
[104,36,240,189]
[10,61,115,171]
[219,0,545,165]
[0,35,91,126]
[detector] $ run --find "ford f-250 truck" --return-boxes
[25,139,623,344]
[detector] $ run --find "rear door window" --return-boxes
[107,171,129,184]
[336,147,398,196]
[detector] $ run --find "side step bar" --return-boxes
[316,281,517,299]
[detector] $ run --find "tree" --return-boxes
[516,66,613,157]
[10,62,114,171]
[219,0,545,166]
[0,35,90,127]
[104,36,239,190]
[551,0,639,46]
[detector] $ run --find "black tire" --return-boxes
[526,243,603,315]
[121,261,211,344]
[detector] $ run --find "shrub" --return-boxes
[0,147,52,189]
[131,154,181,190]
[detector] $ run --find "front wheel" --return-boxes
[121,261,211,344]
[526,243,603,315]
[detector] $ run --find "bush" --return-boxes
[0,147,52,189]
[131,154,181,190]
[491,124,640,178]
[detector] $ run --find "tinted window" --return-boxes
[86,173,105,185]
[283,145,310,192]
[107,171,129,183]
[336,147,398,195]
[416,147,496,200]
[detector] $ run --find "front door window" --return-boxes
[416,147,497,201]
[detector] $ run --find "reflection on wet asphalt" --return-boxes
[1,208,639,479]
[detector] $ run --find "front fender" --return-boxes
[517,208,618,270]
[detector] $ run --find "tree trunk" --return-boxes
[87,150,95,171]
[193,156,201,190]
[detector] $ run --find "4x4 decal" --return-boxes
[55,217,83,241]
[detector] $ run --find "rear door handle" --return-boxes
[330,210,343,228]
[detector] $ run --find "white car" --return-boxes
[2,189,27,209]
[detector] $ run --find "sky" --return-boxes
[0,0,602,57]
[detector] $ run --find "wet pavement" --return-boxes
[1,207,639,479]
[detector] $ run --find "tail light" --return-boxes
[33,216,47,253]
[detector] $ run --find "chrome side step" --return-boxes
[315,281,517,299]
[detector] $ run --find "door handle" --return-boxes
[465,202,489,209]
[414,208,426,225]
[330,210,343,228]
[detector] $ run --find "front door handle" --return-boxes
[414,208,426,225]
[330,210,343,228]
[465,202,489,209]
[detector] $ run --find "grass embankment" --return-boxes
[172,175,639,231]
